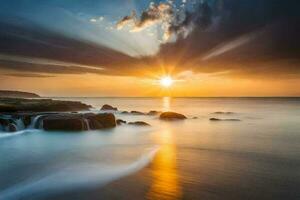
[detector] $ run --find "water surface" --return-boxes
[1,98,300,199]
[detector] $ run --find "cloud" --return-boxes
[0,0,299,80]
[116,1,222,42]
[116,2,176,41]
[3,73,55,78]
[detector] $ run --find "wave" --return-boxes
[0,146,160,200]
[0,130,29,139]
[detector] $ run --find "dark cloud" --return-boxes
[3,73,54,78]
[150,0,300,78]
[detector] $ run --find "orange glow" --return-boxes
[1,71,300,97]
[147,128,182,200]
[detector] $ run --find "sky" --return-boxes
[0,0,299,97]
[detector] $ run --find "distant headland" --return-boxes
[0,90,40,98]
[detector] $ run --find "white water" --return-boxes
[28,115,44,129]
[0,146,159,200]
[15,118,25,131]
[83,118,90,130]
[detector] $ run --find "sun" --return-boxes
[160,76,173,87]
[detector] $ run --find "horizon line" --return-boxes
[45,96,300,98]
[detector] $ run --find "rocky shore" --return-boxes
[0,98,191,132]
[0,98,92,112]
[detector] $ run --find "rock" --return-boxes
[128,121,150,126]
[210,118,241,121]
[8,123,17,132]
[192,117,198,119]
[130,111,145,115]
[213,112,235,114]
[85,113,116,129]
[147,110,160,115]
[159,112,187,120]
[101,104,118,111]
[116,119,126,125]
[121,111,129,114]
[209,118,221,121]
[0,90,40,98]
[0,98,92,112]
[43,115,87,131]
[0,118,10,127]
[43,113,116,131]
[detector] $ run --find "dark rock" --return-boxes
[116,119,127,125]
[121,111,129,114]
[0,118,10,127]
[101,104,118,111]
[8,123,17,132]
[0,90,40,98]
[213,112,235,114]
[130,111,145,115]
[85,113,116,129]
[159,112,187,120]
[128,121,150,126]
[21,115,33,127]
[147,110,161,115]
[43,115,87,131]
[0,98,92,112]
[210,118,221,121]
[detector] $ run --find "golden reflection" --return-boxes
[162,97,171,111]
[147,128,181,200]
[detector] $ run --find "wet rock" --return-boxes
[0,118,10,127]
[43,113,116,131]
[213,112,235,114]
[128,121,150,126]
[209,118,241,121]
[101,104,118,111]
[43,115,87,131]
[159,112,187,120]
[116,119,127,125]
[147,110,161,115]
[130,111,145,115]
[85,113,116,129]
[0,98,91,112]
[121,111,129,114]
[8,123,17,132]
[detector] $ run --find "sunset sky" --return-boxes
[0,0,299,97]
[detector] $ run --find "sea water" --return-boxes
[0,98,300,199]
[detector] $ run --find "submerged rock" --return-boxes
[147,110,161,115]
[100,104,118,111]
[130,111,145,115]
[116,119,127,125]
[128,121,150,126]
[209,118,241,121]
[213,112,235,114]
[159,112,187,120]
[8,123,17,132]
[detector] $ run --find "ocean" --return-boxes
[0,97,300,200]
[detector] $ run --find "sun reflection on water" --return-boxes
[147,128,181,200]
[163,97,171,111]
